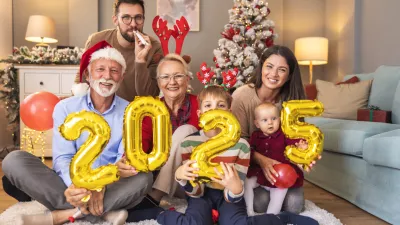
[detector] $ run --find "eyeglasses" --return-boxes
[157,74,187,83]
[121,14,144,25]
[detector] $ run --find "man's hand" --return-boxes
[175,160,199,181]
[211,162,243,195]
[64,184,91,214]
[134,31,152,63]
[116,156,138,178]
[88,188,106,216]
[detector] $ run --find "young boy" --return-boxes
[156,86,319,225]
[244,103,308,216]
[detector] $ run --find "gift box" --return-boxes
[357,108,391,123]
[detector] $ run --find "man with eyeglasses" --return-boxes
[74,0,162,102]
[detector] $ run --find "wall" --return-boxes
[281,0,326,83]
[99,0,284,93]
[68,0,98,47]
[359,0,400,73]
[13,0,70,48]
[0,0,14,147]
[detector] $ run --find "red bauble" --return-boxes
[20,91,60,131]
[225,58,230,62]
[216,63,220,68]
[255,5,261,9]
[213,56,217,62]
[265,37,274,47]
[273,164,298,188]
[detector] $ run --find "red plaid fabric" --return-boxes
[163,94,191,133]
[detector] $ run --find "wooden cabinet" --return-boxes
[17,65,79,157]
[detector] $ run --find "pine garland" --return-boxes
[0,46,84,146]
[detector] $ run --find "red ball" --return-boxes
[20,91,60,131]
[273,164,298,188]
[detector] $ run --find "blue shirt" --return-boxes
[52,93,129,187]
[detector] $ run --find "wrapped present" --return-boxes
[357,105,391,123]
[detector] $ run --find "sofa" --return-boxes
[304,65,400,224]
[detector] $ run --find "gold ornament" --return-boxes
[281,100,324,170]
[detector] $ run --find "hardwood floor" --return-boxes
[0,159,390,224]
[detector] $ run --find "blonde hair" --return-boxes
[254,103,280,119]
[157,53,189,76]
[197,85,233,108]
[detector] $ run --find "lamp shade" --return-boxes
[25,15,58,43]
[295,37,328,65]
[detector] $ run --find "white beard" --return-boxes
[89,77,120,97]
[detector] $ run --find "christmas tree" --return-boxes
[212,0,277,87]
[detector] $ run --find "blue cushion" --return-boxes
[316,120,400,156]
[368,66,400,111]
[363,129,400,170]
[392,82,400,124]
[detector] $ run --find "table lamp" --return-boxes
[295,37,328,84]
[25,15,58,47]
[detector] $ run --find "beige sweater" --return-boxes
[231,84,282,140]
[75,29,163,102]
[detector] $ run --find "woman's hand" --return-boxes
[175,160,199,181]
[211,162,243,195]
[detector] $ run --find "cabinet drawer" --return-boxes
[61,73,77,94]
[24,73,60,94]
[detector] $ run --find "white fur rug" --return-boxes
[0,197,342,225]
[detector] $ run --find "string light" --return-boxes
[21,127,46,163]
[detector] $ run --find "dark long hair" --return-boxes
[248,45,306,101]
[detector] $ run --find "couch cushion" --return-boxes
[316,79,372,120]
[368,66,400,111]
[392,82,400,124]
[363,129,400,170]
[311,120,400,156]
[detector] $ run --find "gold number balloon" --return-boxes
[123,96,172,172]
[190,109,241,185]
[59,110,119,201]
[281,100,324,170]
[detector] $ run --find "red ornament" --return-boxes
[246,25,251,31]
[267,8,271,15]
[265,37,274,47]
[20,91,60,131]
[212,209,219,223]
[255,5,261,9]
[225,58,230,63]
[216,63,220,68]
[273,164,298,188]
[269,28,274,34]
[213,56,217,62]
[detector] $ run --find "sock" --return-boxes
[130,194,160,210]
[16,213,53,225]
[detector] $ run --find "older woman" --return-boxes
[131,53,199,210]
[231,45,318,214]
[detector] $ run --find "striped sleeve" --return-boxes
[178,137,205,198]
[224,138,251,203]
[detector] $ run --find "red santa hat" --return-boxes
[71,40,127,96]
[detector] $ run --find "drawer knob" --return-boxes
[39,81,44,85]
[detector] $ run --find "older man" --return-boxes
[2,41,152,225]
[74,0,162,101]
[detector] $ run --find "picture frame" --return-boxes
[156,0,200,31]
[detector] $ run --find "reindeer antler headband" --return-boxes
[152,16,190,56]
[197,62,238,90]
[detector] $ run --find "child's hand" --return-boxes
[295,139,308,150]
[175,160,199,181]
[211,162,243,195]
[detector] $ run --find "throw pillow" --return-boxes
[305,76,360,100]
[316,79,373,120]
